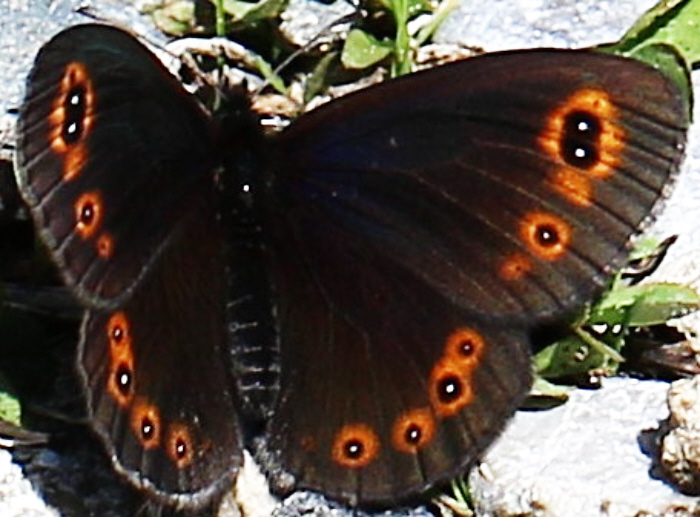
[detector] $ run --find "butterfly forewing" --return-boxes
[15,24,217,308]
[268,50,688,323]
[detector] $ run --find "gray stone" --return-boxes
[470,378,700,517]
[0,449,56,517]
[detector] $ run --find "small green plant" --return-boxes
[535,235,700,397]
[341,0,461,75]
[144,0,459,100]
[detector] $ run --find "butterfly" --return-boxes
[13,23,690,510]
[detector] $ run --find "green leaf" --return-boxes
[341,29,394,69]
[431,476,474,516]
[535,332,617,380]
[253,55,288,95]
[304,51,339,103]
[148,0,196,36]
[0,373,20,427]
[627,235,672,263]
[0,391,20,427]
[535,232,700,383]
[221,0,288,23]
[415,0,462,46]
[526,377,572,405]
[389,0,413,75]
[535,278,700,381]
[615,0,700,66]
[590,283,700,327]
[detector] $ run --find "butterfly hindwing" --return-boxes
[78,198,242,507]
[263,229,532,503]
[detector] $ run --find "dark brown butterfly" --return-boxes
[13,23,689,510]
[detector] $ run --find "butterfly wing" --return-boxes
[15,24,216,307]
[15,25,242,507]
[261,50,689,504]
[79,198,242,507]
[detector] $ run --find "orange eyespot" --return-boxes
[518,211,571,261]
[49,62,95,181]
[168,424,195,469]
[106,312,135,406]
[444,328,485,367]
[392,408,435,453]
[108,360,134,406]
[107,312,130,349]
[429,358,474,417]
[131,398,161,449]
[331,423,380,469]
[539,89,624,181]
[74,191,103,239]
